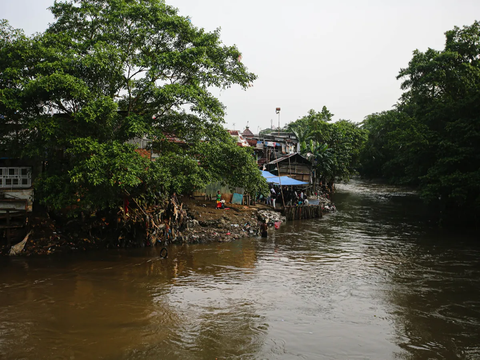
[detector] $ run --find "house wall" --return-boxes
[277,162,311,183]
[266,156,312,184]
[0,189,34,212]
[0,166,32,189]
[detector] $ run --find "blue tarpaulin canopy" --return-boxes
[261,171,308,186]
[260,170,276,179]
[266,177,280,184]
[272,176,308,186]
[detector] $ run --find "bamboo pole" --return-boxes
[283,205,323,221]
[272,145,286,209]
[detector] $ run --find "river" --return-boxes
[1,179,480,359]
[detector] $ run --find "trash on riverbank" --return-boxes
[9,231,32,256]
[257,210,286,226]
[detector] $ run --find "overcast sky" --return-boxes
[2,0,479,132]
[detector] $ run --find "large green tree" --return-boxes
[359,110,429,184]
[0,0,266,212]
[360,21,480,224]
[398,21,480,222]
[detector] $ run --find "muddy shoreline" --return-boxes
[1,195,333,257]
[0,198,278,256]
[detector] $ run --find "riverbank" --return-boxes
[1,195,333,257]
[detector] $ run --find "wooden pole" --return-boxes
[6,210,10,246]
[272,146,286,209]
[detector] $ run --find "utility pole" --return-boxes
[276,107,281,130]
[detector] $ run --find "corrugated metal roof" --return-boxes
[267,153,311,165]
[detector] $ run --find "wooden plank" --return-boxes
[0,225,25,229]
[0,212,26,219]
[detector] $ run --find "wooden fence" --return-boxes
[283,205,323,221]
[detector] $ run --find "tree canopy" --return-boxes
[287,108,366,184]
[0,0,266,213]
[359,21,480,225]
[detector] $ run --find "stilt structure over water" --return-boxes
[283,205,323,221]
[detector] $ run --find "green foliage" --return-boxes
[193,133,268,195]
[359,110,429,184]
[0,0,261,213]
[359,21,480,224]
[399,21,480,217]
[328,120,367,182]
[0,20,36,157]
[288,108,366,183]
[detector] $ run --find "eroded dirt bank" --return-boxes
[1,196,285,256]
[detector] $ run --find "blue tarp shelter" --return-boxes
[260,170,276,179]
[261,170,308,186]
[271,176,308,186]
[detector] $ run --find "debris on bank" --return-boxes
[258,210,286,224]
[9,231,31,256]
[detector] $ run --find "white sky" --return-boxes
[2,0,479,132]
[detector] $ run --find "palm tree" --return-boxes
[289,126,311,155]
[307,142,334,187]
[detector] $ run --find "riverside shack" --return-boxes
[265,153,312,184]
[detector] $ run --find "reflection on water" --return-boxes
[1,179,479,359]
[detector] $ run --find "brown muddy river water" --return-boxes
[1,179,480,359]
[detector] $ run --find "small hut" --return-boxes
[266,153,312,184]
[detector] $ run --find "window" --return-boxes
[0,167,32,189]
